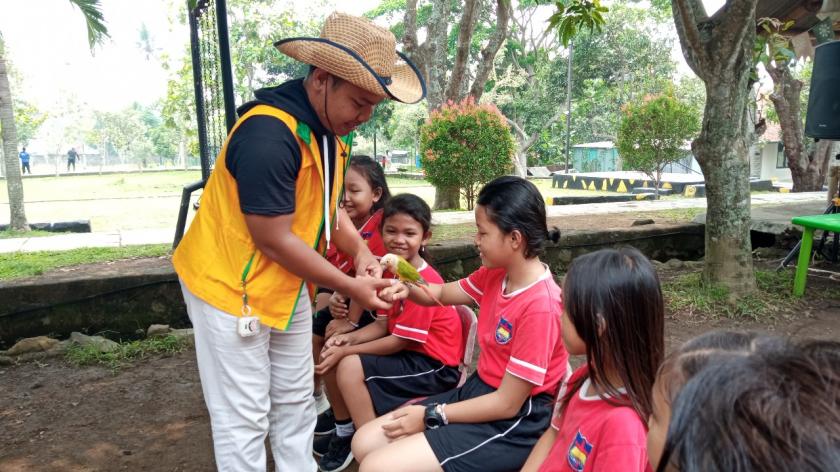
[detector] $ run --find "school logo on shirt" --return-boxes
[360,231,374,240]
[495,317,513,344]
[567,430,593,471]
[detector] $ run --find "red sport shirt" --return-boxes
[458,265,568,395]
[325,209,386,274]
[540,366,651,472]
[380,263,464,367]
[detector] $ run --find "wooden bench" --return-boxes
[791,213,840,296]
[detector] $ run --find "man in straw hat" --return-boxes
[172,12,425,471]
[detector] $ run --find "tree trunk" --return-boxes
[695,77,756,296]
[425,0,451,111]
[672,0,758,296]
[0,44,29,231]
[434,185,461,210]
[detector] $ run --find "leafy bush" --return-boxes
[616,92,700,197]
[420,97,514,210]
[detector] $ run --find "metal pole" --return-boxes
[564,42,574,173]
[215,0,237,132]
[188,2,211,181]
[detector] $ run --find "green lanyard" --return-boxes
[240,252,256,316]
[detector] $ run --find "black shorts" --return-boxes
[312,306,377,338]
[361,351,461,416]
[420,373,553,472]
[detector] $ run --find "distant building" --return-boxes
[571,141,701,175]
[751,122,792,183]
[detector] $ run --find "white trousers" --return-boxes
[181,281,317,472]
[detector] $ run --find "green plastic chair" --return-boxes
[790,213,840,296]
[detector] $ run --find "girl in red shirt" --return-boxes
[313,155,390,421]
[314,194,464,472]
[523,247,665,472]
[354,176,568,472]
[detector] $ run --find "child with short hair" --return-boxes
[314,194,465,472]
[354,176,568,472]
[522,247,665,472]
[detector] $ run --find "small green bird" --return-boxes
[380,253,444,307]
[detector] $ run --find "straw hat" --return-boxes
[275,12,426,104]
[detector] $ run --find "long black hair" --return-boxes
[657,332,840,472]
[559,247,664,422]
[476,176,559,258]
[348,154,391,213]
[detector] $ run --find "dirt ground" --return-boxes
[2,214,839,471]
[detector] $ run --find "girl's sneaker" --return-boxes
[314,408,336,436]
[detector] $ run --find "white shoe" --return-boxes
[314,392,331,415]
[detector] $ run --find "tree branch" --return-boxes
[446,0,481,102]
[672,0,710,76]
[469,0,512,101]
[713,0,759,66]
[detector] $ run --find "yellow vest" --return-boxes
[173,104,349,330]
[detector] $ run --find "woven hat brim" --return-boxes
[275,38,426,104]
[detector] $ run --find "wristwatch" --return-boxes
[424,403,447,430]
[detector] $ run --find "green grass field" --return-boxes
[1,171,615,233]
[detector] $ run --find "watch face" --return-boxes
[424,405,442,429]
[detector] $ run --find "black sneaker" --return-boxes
[314,408,335,436]
[318,433,354,472]
[313,431,334,458]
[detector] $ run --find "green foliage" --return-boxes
[755,17,796,68]
[68,0,110,49]
[226,0,321,101]
[0,244,170,280]
[616,92,700,195]
[7,99,46,146]
[420,98,514,210]
[548,0,608,47]
[66,334,187,372]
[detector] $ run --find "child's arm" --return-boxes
[379,280,473,307]
[324,300,366,339]
[521,426,558,472]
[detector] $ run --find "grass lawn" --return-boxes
[1,171,624,233]
[0,244,171,280]
[0,229,56,239]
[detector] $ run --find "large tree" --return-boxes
[368,0,513,208]
[0,0,108,231]
[757,17,836,192]
[671,0,759,296]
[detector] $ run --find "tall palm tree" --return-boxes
[1,0,108,231]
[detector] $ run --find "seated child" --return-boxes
[522,247,665,472]
[353,176,569,472]
[313,155,390,419]
[648,331,840,472]
[313,194,465,472]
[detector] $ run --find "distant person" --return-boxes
[19,147,31,174]
[67,147,78,171]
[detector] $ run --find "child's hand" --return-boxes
[315,345,346,375]
[381,405,425,440]
[324,333,351,349]
[325,319,355,339]
[329,292,349,318]
[378,280,409,303]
